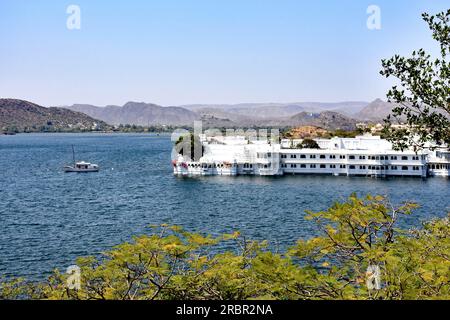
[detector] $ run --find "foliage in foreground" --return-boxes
[1,194,449,300]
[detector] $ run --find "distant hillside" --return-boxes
[199,114,236,128]
[182,101,368,118]
[284,126,328,139]
[193,107,259,125]
[65,102,199,126]
[355,99,396,121]
[0,99,109,133]
[221,104,307,118]
[64,100,361,129]
[284,102,368,117]
[184,108,358,129]
[286,111,357,130]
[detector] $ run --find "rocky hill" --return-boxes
[284,126,328,139]
[0,99,109,133]
[183,101,369,119]
[65,102,199,126]
[286,111,357,130]
[63,100,362,130]
[355,99,396,121]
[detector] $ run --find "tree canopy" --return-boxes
[380,10,450,150]
[297,138,321,149]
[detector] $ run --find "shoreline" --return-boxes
[1,131,173,136]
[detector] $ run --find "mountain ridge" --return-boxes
[355,98,396,121]
[182,101,369,118]
[65,102,199,126]
[0,99,109,133]
[1,98,391,131]
[63,100,376,128]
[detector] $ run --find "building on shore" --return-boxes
[173,134,450,178]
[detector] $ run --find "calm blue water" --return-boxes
[0,133,449,280]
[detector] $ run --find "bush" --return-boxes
[296,138,320,149]
[1,194,449,300]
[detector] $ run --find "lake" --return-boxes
[0,133,449,280]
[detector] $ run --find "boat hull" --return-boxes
[64,167,99,173]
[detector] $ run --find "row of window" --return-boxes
[281,164,421,171]
[244,163,274,169]
[257,153,272,159]
[184,163,237,169]
[251,163,450,170]
[280,154,422,161]
[185,163,426,172]
[430,164,450,170]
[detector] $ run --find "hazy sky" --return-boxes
[0,0,448,107]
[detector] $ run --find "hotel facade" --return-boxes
[173,134,450,178]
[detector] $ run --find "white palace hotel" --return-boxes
[173,134,450,178]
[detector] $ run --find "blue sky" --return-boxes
[0,0,448,106]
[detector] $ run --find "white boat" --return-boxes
[64,161,99,173]
[64,145,99,173]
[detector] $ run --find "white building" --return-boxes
[173,134,450,178]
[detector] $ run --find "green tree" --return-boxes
[380,10,450,150]
[290,194,450,299]
[296,138,320,149]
